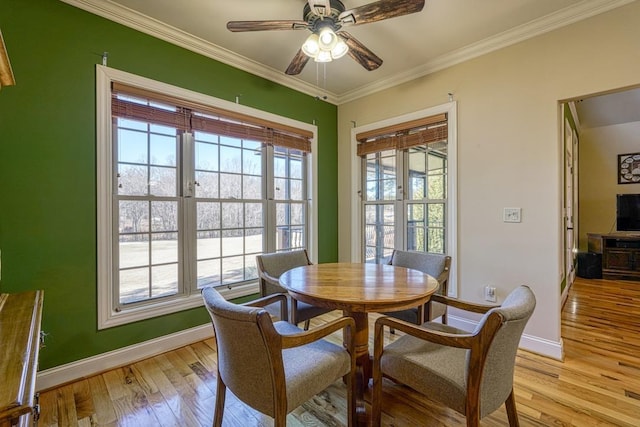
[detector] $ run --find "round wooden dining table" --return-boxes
[279,262,439,425]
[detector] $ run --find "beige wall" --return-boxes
[337,2,640,356]
[579,121,640,250]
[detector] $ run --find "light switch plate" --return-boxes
[503,207,521,223]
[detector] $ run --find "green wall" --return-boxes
[0,0,338,370]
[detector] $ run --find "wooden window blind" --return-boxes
[111,82,312,152]
[356,113,447,157]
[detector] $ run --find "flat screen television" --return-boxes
[617,194,640,231]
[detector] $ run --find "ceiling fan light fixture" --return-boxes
[301,33,320,57]
[318,27,338,50]
[315,50,333,62]
[331,38,349,59]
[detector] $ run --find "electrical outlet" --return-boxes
[484,286,497,302]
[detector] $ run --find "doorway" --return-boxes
[561,85,640,298]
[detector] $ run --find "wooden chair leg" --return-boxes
[213,373,226,427]
[346,361,356,426]
[303,319,311,330]
[466,403,480,427]
[274,415,286,427]
[505,389,520,427]
[372,326,384,426]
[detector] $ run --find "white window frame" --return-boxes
[96,65,318,329]
[350,102,457,296]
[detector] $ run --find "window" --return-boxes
[354,107,456,268]
[97,66,317,328]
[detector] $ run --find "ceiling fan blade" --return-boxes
[337,31,383,71]
[227,20,309,32]
[308,0,333,17]
[285,49,311,75]
[338,0,425,26]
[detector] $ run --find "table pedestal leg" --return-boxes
[344,310,371,427]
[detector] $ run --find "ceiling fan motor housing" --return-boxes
[303,0,348,32]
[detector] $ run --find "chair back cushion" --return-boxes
[476,285,536,416]
[390,250,447,279]
[202,287,278,416]
[258,249,310,277]
[257,250,310,296]
[390,250,450,319]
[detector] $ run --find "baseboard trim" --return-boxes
[448,314,564,361]
[36,324,214,391]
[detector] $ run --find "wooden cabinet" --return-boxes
[588,233,640,281]
[0,291,43,427]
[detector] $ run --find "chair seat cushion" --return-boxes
[274,321,352,411]
[380,322,469,414]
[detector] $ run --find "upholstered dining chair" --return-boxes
[382,250,452,325]
[256,249,332,329]
[202,287,356,427]
[372,285,536,427]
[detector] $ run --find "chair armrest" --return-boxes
[260,271,281,286]
[430,294,499,314]
[244,293,289,321]
[375,316,476,350]
[280,316,356,352]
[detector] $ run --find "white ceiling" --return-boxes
[575,87,640,129]
[63,0,636,105]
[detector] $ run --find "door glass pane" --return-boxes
[408,148,426,200]
[364,203,395,263]
[428,228,445,254]
[428,203,445,228]
[365,151,396,201]
[427,151,446,199]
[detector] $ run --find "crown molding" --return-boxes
[336,0,637,103]
[59,0,340,104]
[60,0,634,105]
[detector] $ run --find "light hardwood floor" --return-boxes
[37,277,640,426]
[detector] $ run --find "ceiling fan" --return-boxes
[227,0,426,75]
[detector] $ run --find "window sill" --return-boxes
[98,282,259,330]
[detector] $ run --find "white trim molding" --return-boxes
[36,324,214,391]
